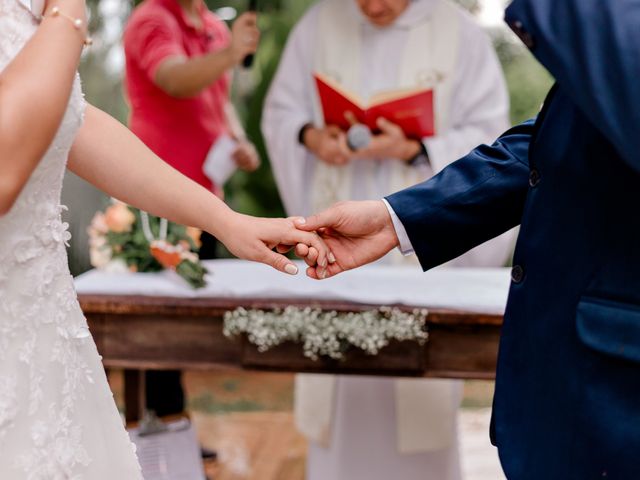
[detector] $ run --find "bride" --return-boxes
[0,0,330,477]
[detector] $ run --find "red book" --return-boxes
[314,72,435,139]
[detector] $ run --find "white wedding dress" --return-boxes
[0,1,142,478]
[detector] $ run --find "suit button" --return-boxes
[511,265,525,284]
[529,169,541,187]
[509,20,535,49]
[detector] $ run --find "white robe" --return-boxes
[262,2,511,479]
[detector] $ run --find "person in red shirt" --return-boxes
[123,0,260,443]
[124,0,259,241]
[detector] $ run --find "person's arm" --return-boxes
[153,13,258,98]
[68,105,332,274]
[384,120,532,272]
[350,118,423,163]
[505,0,640,170]
[0,0,86,215]
[224,101,260,172]
[297,120,534,279]
[225,100,247,141]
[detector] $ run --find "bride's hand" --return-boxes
[217,213,332,275]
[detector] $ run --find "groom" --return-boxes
[295,0,640,478]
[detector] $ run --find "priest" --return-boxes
[262,1,514,479]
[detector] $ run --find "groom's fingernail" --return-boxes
[295,217,306,225]
[329,252,336,264]
[285,264,299,275]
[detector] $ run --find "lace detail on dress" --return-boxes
[0,1,142,477]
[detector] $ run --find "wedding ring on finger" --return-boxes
[318,267,327,280]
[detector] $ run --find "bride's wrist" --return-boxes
[206,206,240,245]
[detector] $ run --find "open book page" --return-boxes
[369,85,432,107]
[314,73,367,109]
[314,72,435,138]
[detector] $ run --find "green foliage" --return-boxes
[69,0,555,269]
[221,1,553,219]
[490,27,554,125]
[221,0,316,219]
[89,205,208,287]
[80,0,131,122]
[503,51,554,125]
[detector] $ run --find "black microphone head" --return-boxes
[243,54,255,68]
[242,0,259,68]
[347,124,372,151]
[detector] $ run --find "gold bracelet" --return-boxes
[47,6,93,46]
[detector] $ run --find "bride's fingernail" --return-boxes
[295,217,306,225]
[320,258,328,268]
[285,264,299,275]
[319,268,327,279]
[329,253,336,264]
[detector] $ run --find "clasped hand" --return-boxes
[223,201,399,279]
[290,200,401,279]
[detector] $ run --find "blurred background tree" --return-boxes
[64,0,553,275]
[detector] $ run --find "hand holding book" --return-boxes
[351,117,423,162]
[314,73,435,139]
[301,125,352,166]
[313,73,432,162]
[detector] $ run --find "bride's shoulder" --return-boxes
[0,0,39,65]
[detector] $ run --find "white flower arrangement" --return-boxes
[223,306,429,360]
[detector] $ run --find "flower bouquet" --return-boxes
[88,200,208,288]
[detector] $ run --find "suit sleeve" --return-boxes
[385,120,534,272]
[505,0,640,170]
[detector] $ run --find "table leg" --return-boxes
[124,369,146,424]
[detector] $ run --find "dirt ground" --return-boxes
[109,371,505,480]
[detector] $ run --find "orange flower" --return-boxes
[150,241,182,269]
[104,202,136,233]
[186,226,202,248]
[89,212,109,235]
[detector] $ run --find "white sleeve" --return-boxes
[261,6,321,217]
[424,17,510,173]
[382,199,415,256]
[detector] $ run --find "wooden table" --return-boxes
[78,293,503,422]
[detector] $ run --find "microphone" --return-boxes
[344,111,372,151]
[242,0,258,69]
[347,124,372,151]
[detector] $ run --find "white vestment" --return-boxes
[262,1,512,479]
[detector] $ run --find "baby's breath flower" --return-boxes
[223,307,429,360]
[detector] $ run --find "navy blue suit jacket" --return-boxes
[386,1,640,478]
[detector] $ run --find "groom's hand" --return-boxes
[295,200,400,279]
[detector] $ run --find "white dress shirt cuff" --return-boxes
[382,199,415,256]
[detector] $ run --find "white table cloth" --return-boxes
[75,259,511,314]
